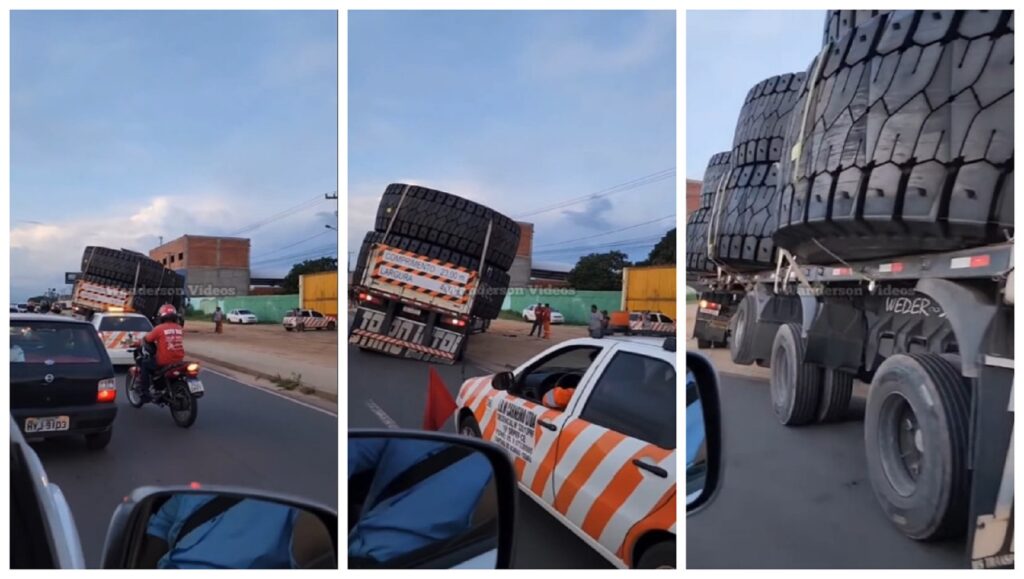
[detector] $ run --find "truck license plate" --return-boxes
[24,416,70,434]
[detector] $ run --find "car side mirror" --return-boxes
[101,486,338,569]
[686,351,723,514]
[491,371,514,391]
[348,430,517,569]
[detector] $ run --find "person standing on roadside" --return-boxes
[542,303,553,340]
[588,304,604,338]
[528,303,543,337]
[213,307,225,334]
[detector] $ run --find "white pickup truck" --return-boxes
[282,309,337,331]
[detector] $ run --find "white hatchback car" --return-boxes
[90,313,153,366]
[227,309,258,324]
[521,304,565,324]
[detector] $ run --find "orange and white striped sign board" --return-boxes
[73,280,133,312]
[629,320,676,334]
[456,375,676,568]
[365,244,479,316]
[99,331,145,350]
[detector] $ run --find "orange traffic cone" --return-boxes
[423,366,458,431]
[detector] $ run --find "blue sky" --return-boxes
[10,11,337,301]
[349,10,676,271]
[686,10,825,179]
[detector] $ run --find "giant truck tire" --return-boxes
[777,10,1014,263]
[728,294,757,365]
[684,152,732,274]
[864,353,970,540]
[353,231,511,320]
[769,323,822,426]
[816,368,854,423]
[822,10,892,46]
[374,183,521,271]
[713,73,804,270]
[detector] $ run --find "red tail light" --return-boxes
[186,362,200,377]
[358,292,376,303]
[97,378,117,403]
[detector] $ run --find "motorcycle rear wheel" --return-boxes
[168,383,198,428]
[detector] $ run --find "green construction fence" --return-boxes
[502,289,622,325]
[190,295,299,323]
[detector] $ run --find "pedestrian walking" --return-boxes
[528,303,543,337]
[213,307,225,334]
[542,303,553,339]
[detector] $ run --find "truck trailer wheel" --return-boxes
[374,183,521,271]
[864,353,970,541]
[728,294,756,365]
[816,368,854,423]
[769,323,821,426]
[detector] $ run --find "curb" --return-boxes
[188,352,339,404]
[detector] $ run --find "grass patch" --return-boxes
[270,372,303,391]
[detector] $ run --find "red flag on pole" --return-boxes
[423,366,458,431]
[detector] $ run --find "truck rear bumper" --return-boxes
[349,305,465,364]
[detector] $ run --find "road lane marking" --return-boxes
[365,399,400,429]
[202,368,337,417]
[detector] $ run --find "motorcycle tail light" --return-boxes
[186,363,200,377]
[97,378,117,403]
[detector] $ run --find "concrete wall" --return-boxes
[503,289,622,325]
[193,294,299,322]
[508,255,532,289]
[184,268,250,298]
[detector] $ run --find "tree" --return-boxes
[639,228,676,266]
[283,257,338,293]
[568,251,631,291]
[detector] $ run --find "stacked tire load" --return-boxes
[80,246,186,318]
[712,72,805,270]
[354,184,520,320]
[684,152,731,274]
[776,10,1014,263]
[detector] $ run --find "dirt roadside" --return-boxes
[184,320,338,403]
[464,318,590,372]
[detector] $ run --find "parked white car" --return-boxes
[521,304,565,324]
[227,309,258,324]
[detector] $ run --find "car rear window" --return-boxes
[98,316,153,332]
[10,323,105,364]
[238,310,253,315]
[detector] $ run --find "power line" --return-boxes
[534,240,663,257]
[250,244,338,266]
[228,193,327,236]
[532,232,667,255]
[514,168,675,219]
[534,215,676,248]
[251,229,333,260]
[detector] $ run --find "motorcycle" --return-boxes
[126,346,204,428]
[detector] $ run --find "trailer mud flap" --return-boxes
[349,307,464,364]
[805,300,864,373]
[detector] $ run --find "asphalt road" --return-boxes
[348,345,613,569]
[32,369,339,569]
[687,373,966,569]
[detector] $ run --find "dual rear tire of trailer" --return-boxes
[767,319,971,541]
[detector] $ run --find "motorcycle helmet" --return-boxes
[157,303,178,322]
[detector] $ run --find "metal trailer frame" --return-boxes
[689,241,1014,565]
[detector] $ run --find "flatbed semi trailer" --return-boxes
[690,240,1014,567]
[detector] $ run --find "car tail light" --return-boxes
[187,362,200,377]
[97,378,117,403]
